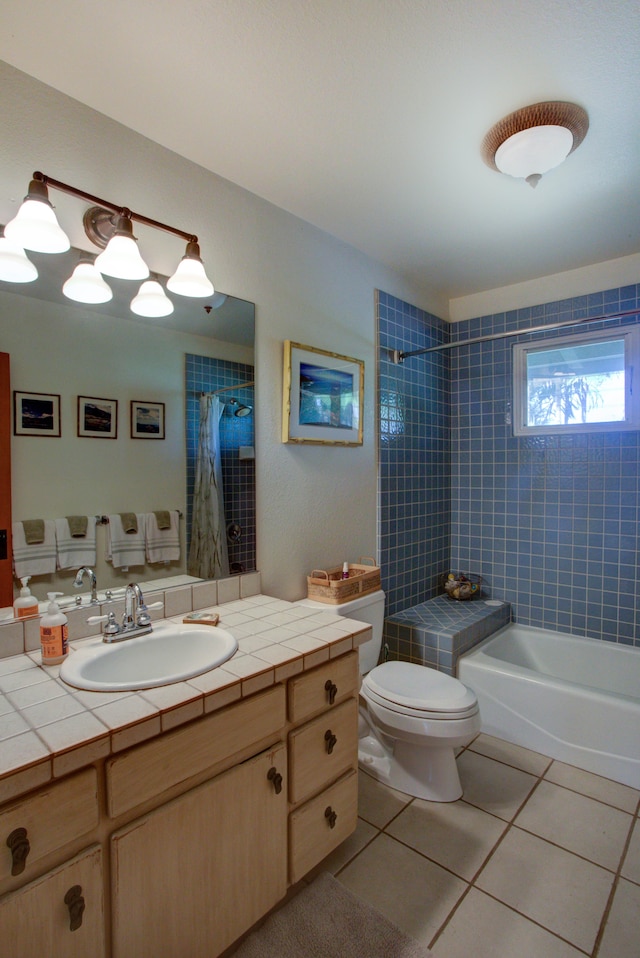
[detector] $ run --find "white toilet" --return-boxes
[297,589,480,802]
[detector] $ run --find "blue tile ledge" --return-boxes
[0,595,372,804]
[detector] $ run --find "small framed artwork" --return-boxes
[131,400,165,439]
[282,341,364,445]
[77,395,118,439]
[14,390,61,437]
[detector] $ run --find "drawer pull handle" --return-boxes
[325,806,338,829]
[7,827,30,876]
[267,766,283,794]
[324,729,337,754]
[324,680,338,704]
[64,885,85,931]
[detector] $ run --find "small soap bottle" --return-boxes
[13,576,39,618]
[39,592,69,666]
[342,562,349,580]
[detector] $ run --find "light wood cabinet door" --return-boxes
[289,769,358,883]
[0,845,105,958]
[287,651,359,723]
[111,742,288,958]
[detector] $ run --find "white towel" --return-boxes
[144,511,180,563]
[105,514,146,569]
[54,517,97,570]
[12,520,57,579]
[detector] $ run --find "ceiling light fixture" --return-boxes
[0,171,215,311]
[62,260,113,304]
[0,236,39,283]
[130,279,175,317]
[482,101,589,188]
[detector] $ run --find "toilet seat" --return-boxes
[362,661,478,719]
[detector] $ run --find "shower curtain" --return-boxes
[188,394,230,579]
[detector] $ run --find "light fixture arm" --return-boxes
[31,171,199,245]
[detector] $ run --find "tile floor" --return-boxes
[312,734,640,958]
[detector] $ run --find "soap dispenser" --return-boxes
[13,576,39,618]
[39,592,69,666]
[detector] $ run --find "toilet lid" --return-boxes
[363,661,477,714]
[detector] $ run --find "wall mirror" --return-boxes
[1,241,255,608]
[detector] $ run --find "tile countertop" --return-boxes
[0,594,371,804]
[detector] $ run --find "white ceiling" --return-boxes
[1,0,639,313]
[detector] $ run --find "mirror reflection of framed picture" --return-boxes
[131,400,165,439]
[14,390,61,437]
[282,341,364,445]
[77,395,118,439]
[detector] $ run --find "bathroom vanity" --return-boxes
[0,582,367,957]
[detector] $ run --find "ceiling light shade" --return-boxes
[63,261,113,304]
[94,214,149,280]
[482,101,589,188]
[130,279,174,317]
[4,178,71,252]
[167,241,214,297]
[0,237,38,283]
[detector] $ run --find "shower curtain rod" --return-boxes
[390,308,640,364]
[202,381,255,396]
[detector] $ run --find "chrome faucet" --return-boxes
[74,566,98,604]
[88,582,163,643]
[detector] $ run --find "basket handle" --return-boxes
[310,569,330,581]
[358,556,377,567]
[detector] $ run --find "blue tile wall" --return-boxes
[377,290,450,615]
[377,283,640,648]
[185,354,256,573]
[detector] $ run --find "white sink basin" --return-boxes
[59,622,238,692]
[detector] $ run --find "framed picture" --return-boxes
[13,390,61,437]
[77,395,118,439]
[131,400,165,439]
[282,341,364,445]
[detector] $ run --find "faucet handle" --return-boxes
[88,612,121,639]
[137,601,163,627]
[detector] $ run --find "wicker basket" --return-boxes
[307,556,381,605]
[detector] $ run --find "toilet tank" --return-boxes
[295,589,386,675]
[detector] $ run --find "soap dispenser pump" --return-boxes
[39,592,69,666]
[13,576,39,618]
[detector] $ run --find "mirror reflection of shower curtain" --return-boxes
[188,394,230,579]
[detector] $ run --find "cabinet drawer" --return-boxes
[288,769,358,883]
[287,651,359,723]
[288,697,358,805]
[107,684,286,818]
[0,769,98,891]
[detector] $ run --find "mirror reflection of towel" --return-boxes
[55,517,96,570]
[22,518,45,545]
[13,520,56,578]
[66,515,88,538]
[153,510,171,530]
[119,512,138,534]
[106,515,145,569]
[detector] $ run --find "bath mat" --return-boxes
[230,872,434,958]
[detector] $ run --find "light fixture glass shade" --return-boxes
[130,280,174,317]
[0,237,38,283]
[63,262,113,304]
[4,198,71,254]
[94,215,149,280]
[167,241,214,297]
[494,125,574,180]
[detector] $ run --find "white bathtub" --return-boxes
[458,623,640,789]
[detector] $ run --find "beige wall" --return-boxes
[0,62,435,601]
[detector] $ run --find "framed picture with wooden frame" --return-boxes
[282,341,364,445]
[77,395,118,439]
[130,400,165,439]
[13,390,61,437]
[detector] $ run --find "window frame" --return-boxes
[512,325,640,437]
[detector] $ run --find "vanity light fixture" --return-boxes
[62,260,113,304]
[0,171,215,308]
[0,236,39,283]
[482,101,589,188]
[130,278,174,317]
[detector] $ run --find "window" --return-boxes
[512,326,640,436]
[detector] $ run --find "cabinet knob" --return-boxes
[324,729,338,754]
[267,766,283,794]
[6,827,30,876]
[324,806,338,829]
[64,885,85,931]
[324,680,338,705]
